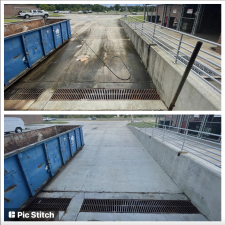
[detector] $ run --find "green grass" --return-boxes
[127,121,155,128]
[48,13,64,17]
[4,16,18,19]
[4,19,22,23]
[130,15,147,21]
[120,15,147,22]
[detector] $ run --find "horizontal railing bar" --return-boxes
[182,149,221,167]
[177,59,221,93]
[153,38,178,55]
[182,40,221,60]
[155,29,181,42]
[184,141,221,156]
[153,128,221,150]
[183,145,221,162]
[155,125,221,137]
[152,130,221,162]
[154,31,180,47]
[153,130,221,154]
[179,46,221,73]
[123,17,221,93]
[173,51,221,84]
[129,17,221,47]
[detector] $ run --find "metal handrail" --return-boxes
[128,121,221,168]
[122,16,221,93]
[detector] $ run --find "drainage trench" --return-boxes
[5,88,161,101]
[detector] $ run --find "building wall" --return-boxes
[156,4,182,23]
[4,4,37,17]
[4,115,43,124]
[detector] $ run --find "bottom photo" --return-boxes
[4,114,221,221]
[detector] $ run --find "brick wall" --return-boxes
[216,34,221,55]
[156,4,181,23]
[4,115,43,124]
[4,4,37,17]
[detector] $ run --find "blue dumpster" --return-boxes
[4,18,72,89]
[4,125,84,220]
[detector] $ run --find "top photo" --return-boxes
[3,3,221,111]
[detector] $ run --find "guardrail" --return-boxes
[122,16,221,94]
[129,121,221,168]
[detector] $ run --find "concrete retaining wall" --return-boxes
[120,20,221,111]
[127,126,221,221]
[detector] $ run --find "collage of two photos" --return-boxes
[2,1,222,224]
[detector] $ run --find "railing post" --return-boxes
[152,23,157,44]
[162,125,166,141]
[181,130,188,151]
[175,34,183,64]
[141,20,144,35]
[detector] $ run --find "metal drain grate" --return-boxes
[50,89,161,101]
[80,199,200,214]
[23,198,72,211]
[4,88,45,100]
[177,55,218,77]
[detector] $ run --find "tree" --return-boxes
[40,4,49,11]
[94,4,101,13]
[114,4,120,11]
[134,5,140,12]
[120,7,124,12]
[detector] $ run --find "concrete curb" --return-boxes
[127,125,221,221]
[120,20,221,110]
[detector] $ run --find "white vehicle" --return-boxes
[4,117,25,133]
[87,117,91,120]
[43,117,52,121]
[17,10,49,19]
[78,11,83,14]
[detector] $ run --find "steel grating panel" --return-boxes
[79,199,200,214]
[50,89,161,101]
[177,55,219,77]
[23,198,72,211]
[4,88,45,100]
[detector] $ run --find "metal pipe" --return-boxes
[169,41,203,110]
[177,4,184,31]
[135,16,221,46]
[161,5,165,27]
[150,5,154,22]
[175,34,183,64]
[192,4,202,35]
[143,4,146,21]
[166,4,172,28]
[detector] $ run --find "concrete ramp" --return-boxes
[35,121,208,221]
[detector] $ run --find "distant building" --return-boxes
[155,115,221,142]
[144,4,221,43]
[4,4,37,17]
[4,115,43,124]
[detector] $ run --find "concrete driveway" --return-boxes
[4,14,166,111]
[34,120,207,221]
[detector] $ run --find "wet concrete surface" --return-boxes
[4,14,166,110]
